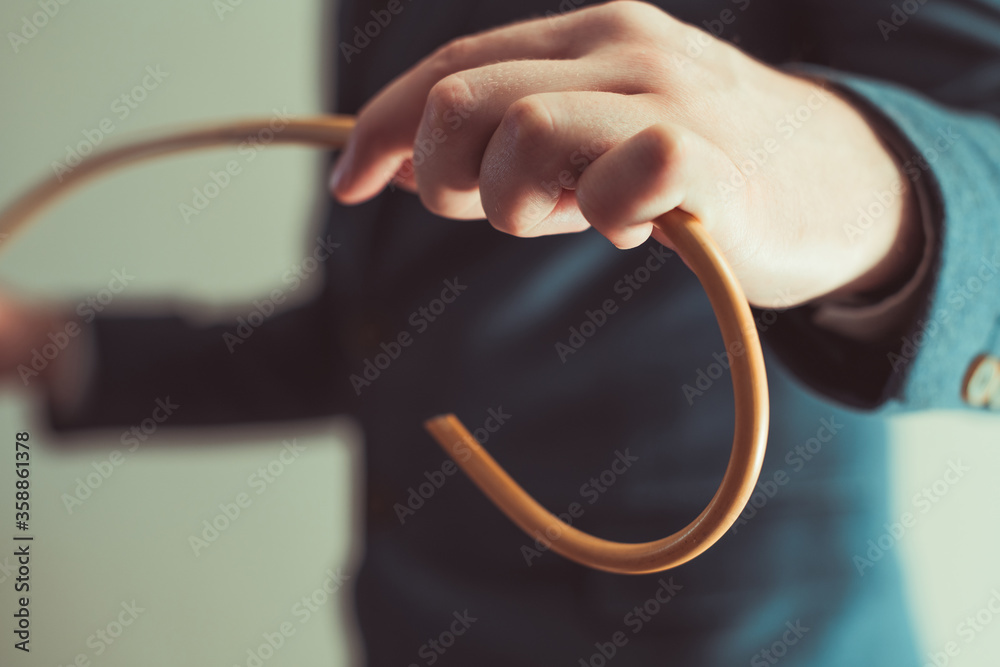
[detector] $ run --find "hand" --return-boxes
[329,0,920,308]
[0,291,73,385]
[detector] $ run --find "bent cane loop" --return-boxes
[0,116,769,575]
[426,209,769,574]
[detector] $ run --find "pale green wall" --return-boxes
[1,3,999,666]
[0,2,359,666]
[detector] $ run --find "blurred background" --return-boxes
[0,1,998,665]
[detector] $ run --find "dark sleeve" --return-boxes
[759,0,1000,413]
[47,266,351,432]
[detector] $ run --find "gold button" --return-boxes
[962,354,1000,408]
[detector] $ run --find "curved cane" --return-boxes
[0,115,768,574]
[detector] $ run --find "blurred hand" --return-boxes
[329,0,920,308]
[0,291,73,385]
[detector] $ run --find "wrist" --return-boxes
[785,72,925,305]
[38,310,94,420]
[825,166,924,305]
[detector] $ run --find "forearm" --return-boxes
[44,298,350,432]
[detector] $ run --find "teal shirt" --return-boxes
[51,1,1000,664]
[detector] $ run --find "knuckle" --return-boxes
[425,74,477,127]
[598,1,665,36]
[625,46,675,83]
[501,96,556,155]
[431,35,476,73]
[639,124,687,175]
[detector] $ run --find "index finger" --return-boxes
[329,11,589,203]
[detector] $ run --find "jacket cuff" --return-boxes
[764,66,1000,411]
